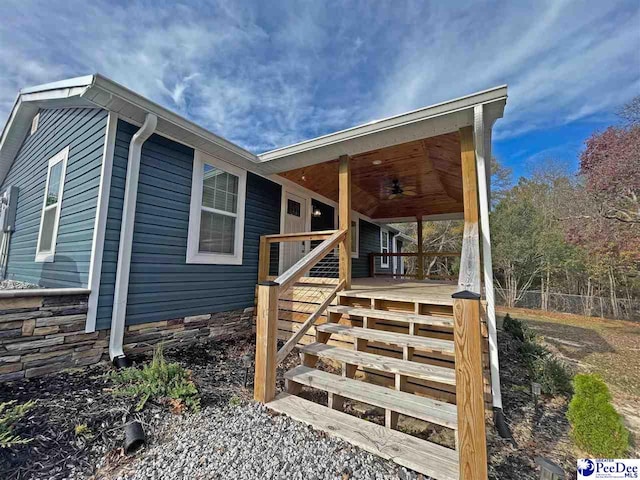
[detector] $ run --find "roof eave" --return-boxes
[257,84,507,174]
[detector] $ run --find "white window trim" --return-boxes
[380,228,390,268]
[187,150,246,265]
[35,146,69,263]
[351,214,359,259]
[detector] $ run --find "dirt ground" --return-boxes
[498,307,640,457]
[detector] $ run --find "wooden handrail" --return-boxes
[275,279,346,365]
[457,222,481,295]
[274,229,346,293]
[262,229,338,243]
[369,251,461,257]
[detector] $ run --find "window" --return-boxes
[287,199,301,217]
[380,229,390,268]
[187,151,246,264]
[351,216,359,258]
[35,147,69,262]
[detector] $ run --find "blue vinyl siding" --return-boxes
[1,108,108,287]
[96,120,281,329]
[352,219,387,278]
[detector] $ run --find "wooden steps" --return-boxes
[268,393,459,480]
[316,323,455,354]
[285,365,458,429]
[301,342,456,386]
[338,288,454,306]
[327,305,454,328]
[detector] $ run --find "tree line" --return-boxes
[396,96,639,320]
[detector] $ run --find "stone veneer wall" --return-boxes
[0,290,254,383]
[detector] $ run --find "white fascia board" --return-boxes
[19,75,95,95]
[83,74,263,173]
[258,85,507,173]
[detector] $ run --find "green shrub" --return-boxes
[519,338,550,366]
[502,314,526,341]
[567,374,629,457]
[0,400,35,448]
[110,345,200,412]
[531,356,573,396]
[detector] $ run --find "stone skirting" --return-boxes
[0,290,254,382]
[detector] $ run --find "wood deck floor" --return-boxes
[348,278,458,304]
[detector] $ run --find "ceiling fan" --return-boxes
[384,179,417,199]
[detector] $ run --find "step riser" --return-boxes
[302,343,456,386]
[328,305,454,328]
[285,366,458,429]
[316,324,455,354]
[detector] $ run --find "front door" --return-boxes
[281,191,308,272]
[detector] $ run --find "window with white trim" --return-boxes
[187,151,246,264]
[36,147,69,262]
[380,229,390,268]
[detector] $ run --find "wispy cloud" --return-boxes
[0,0,638,154]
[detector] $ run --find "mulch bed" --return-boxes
[487,330,578,479]
[0,337,255,480]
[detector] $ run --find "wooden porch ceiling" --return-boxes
[278,132,464,220]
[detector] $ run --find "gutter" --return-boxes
[109,113,157,362]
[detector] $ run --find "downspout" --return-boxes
[474,105,512,438]
[109,113,157,364]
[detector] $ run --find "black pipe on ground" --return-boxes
[113,356,132,369]
[124,421,145,454]
[494,407,514,442]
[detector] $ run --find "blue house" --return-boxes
[0,74,508,479]
[0,75,411,353]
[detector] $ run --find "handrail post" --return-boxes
[258,236,270,282]
[339,155,351,289]
[369,252,375,278]
[452,290,488,480]
[416,217,424,280]
[254,281,279,403]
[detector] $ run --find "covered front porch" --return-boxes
[253,86,508,480]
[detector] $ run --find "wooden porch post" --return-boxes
[416,217,424,280]
[454,125,488,480]
[254,281,279,403]
[339,155,352,289]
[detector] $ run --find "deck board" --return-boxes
[268,393,459,480]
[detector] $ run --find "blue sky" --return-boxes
[1,0,638,180]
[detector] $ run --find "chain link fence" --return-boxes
[495,289,640,321]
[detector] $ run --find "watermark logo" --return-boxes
[577,459,640,479]
[578,459,595,476]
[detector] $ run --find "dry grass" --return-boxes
[497,307,640,456]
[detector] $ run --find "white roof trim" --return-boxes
[258,84,507,173]
[1,74,507,188]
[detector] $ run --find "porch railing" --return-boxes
[254,229,347,403]
[368,251,460,280]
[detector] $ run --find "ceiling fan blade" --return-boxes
[404,190,417,196]
[388,193,397,200]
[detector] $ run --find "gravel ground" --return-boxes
[1,330,579,479]
[108,402,421,480]
[0,279,38,289]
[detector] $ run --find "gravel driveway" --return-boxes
[112,402,421,480]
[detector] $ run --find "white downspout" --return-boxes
[109,113,157,361]
[473,104,503,410]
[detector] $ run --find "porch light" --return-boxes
[372,160,382,165]
[312,206,322,217]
